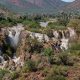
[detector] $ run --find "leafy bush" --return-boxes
[70,42,80,51]
[48,55,61,65]
[22,60,37,72]
[57,12,70,26]
[53,66,68,77]
[0,69,10,80]
[45,74,66,80]
[23,20,40,29]
[48,53,74,66]
[29,28,41,33]
[45,29,53,38]
[67,19,80,30]
[45,65,67,80]
[11,72,19,80]
[48,22,65,30]
[26,38,43,53]
[59,53,74,66]
[43,48,53,57]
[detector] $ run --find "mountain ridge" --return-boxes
[65,0,80,10]
[0,0,79,14]
[0,0,68,14]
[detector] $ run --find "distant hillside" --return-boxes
[0,5,12,17]
[64,0,80,12]
[0,0,69,14]
[0,4,21,18]
[0,0,80,15]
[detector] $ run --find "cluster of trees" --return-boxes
[0,11,80,30]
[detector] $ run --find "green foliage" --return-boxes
[45,29,53,38]
[48,52,74,66]
[22,20,40,29]
[43,48,53,57]
[28,28,41,33]
[53,66,68,77]
[45,66,67,80]
[48,55,61,65]
[22,60,37,72]
[67,19,80,30]
[70,42,80,51]
[26,38,43,53]
[0,69,10,80]
[48,22,65,30]
[59,53,74,66]
[57,12,70,26]
[45,73,66,80]
[0,70,19,80]
[0,15,19,28]
[10,72,19,80]
[69,42,80,56]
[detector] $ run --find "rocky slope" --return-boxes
[64,0,80,11]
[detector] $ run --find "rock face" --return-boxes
[16,31,30,61]
[64,0,80,11]
[60,38,69,50]
[0,24,25,69]
[7,24,24,49]
[68,27,77,40]
[29,32,49,42]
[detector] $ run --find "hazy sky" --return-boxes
[61,0,75,2]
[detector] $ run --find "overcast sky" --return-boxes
[61,0,75,2]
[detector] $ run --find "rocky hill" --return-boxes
[63,0,80,12]
[0,0,69,14]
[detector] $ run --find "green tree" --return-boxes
[58,12,70,26]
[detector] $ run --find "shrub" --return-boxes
[11,72,19,80]
[59,53,74,66]
[0,69,10,80]
[53,66,68,77]
[45,74,66,80]
[48,22,65,30]
[45,65,67,80]
[2,72,19,80]
[45,29,53,38]
[23,20,40,29]
[70,42,80,51]
[43,48,53,57]
[49,52,74,66]
[57,12,70,26]
[22,60,37,72]
[67,19,80,30]
[48,55,61,65]
[26,38,43,53]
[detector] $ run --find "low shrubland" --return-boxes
[45,65,68,80]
